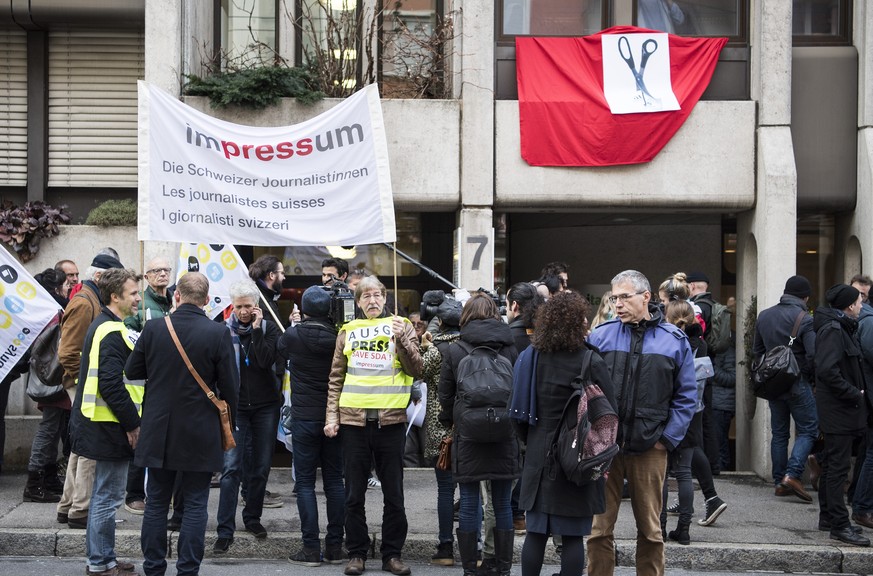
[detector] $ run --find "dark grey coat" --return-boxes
[125,304,239,472]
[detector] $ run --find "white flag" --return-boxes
[0,249,64,382]
[176,243,250,319]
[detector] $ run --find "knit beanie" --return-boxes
[783,275,812,298]
[301,285,332,318]
[91,254,124,270]
[826,283,860,310]
[686,271,710,284]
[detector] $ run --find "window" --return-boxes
[220,0,278,64]
[500,0,607,39]
[635,0,743,38]
[793,0,852,45]
[381,0,444,98]
[297,0,362,96]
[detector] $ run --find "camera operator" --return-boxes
[324,276,423,576]
[322,257,350,288]
[278,286,345,565]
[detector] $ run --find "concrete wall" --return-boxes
[495,101,757,210]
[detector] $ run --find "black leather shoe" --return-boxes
[245,521,268,539]
[830,527,871,547]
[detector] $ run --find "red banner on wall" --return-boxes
[517,26,727,167]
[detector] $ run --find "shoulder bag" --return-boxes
[751,310,807,400]
[165,317,236,451]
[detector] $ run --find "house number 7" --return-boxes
[466,236,488,271]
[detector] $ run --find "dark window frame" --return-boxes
[792,0,853,46]
[496,0,611,46]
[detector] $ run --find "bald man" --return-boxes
[124,257,173,332]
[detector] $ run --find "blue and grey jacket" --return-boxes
[587,305,697,453]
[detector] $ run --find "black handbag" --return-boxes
[751,311,806,400]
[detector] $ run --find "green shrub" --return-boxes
[86,199,138,227]
[183,66,325,109]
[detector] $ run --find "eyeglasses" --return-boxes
[147,267,172,275]
[608,291,646,304]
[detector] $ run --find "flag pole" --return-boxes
[393,242,398,316]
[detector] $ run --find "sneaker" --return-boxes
[324,544,346,565]
[289,548,322,567]
[666,499,680,516]
[124,499,146,515]
[698,496,727,526]
[246,521,268,539]
[430,541,454,566]
[368,477,382,489]
[513,516,526,535]
[210,471,221,488]
[262,490,284,508]
[213,537,233,554]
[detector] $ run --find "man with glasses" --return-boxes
[124,257,173,332]
[587,270,697,576]
[324,276,423,576]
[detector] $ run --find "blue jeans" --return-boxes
[853,429,873,514]
[290,418,345,551]
[141,469,211,576]
[342,422,408,560]
[768,380,818,484]
[216,404,279,538]
[458,479,512,534]
[86,459,129,572]
[434,466,455,544]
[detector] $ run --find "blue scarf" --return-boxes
[226,314,254,371]
[509,347,539,426]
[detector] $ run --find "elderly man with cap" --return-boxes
[277,286,345,566]
[56,250,125,529]
[753,275,818,502]
[813,284,870,546]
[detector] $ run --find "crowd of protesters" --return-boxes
[8,250,873,576]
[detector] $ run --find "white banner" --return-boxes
[0,250,64,382]
[176,243,250,319]
[138,82,397,246]
[602,33,680,114]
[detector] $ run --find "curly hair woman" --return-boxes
[510,291,617,576]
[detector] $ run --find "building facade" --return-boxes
[1,0,871,477]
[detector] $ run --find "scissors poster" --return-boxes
[602,33,680,115]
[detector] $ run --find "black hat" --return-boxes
[90,254,123,270]
[784,275,812,298]
[686,271,710,284]
[436,298,463,328]
[826,283,860,310]
[301,285,331,318]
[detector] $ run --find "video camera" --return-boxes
[326,275,356,330]
[477,287,507,316]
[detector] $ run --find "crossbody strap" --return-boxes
[164,316,222,410]
[787,310,806,346]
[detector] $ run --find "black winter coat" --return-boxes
[234,318,282,410]
[278,317,338,422]
[515,347,615,518]
[753,294,815,386]
[813,306,868,434]
[125,304,240,472]
[70,309,141,461]
[508,318,532,358]
[438,318,521,483]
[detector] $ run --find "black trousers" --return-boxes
[342,422,408,560]
[818,431,863,529]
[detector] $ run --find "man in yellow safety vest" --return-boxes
[69,268,143,576]
[325,275,423,576]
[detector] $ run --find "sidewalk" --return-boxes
[0,469,871,574]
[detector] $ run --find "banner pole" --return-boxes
[393,242,398,316]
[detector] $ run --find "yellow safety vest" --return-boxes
[80,321,144,423]
[338,317,413,409]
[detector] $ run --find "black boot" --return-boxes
[493,529,514,576]
[668,522,691,545]
[457,529,479,576]
[23,470,61,503]
[43,463,64,496]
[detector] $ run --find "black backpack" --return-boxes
[547,350,619,485]
[696,295,732,354]
[26,311,66,404]
[453,341,514,443]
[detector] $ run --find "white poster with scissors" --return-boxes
[602,33,680,115]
